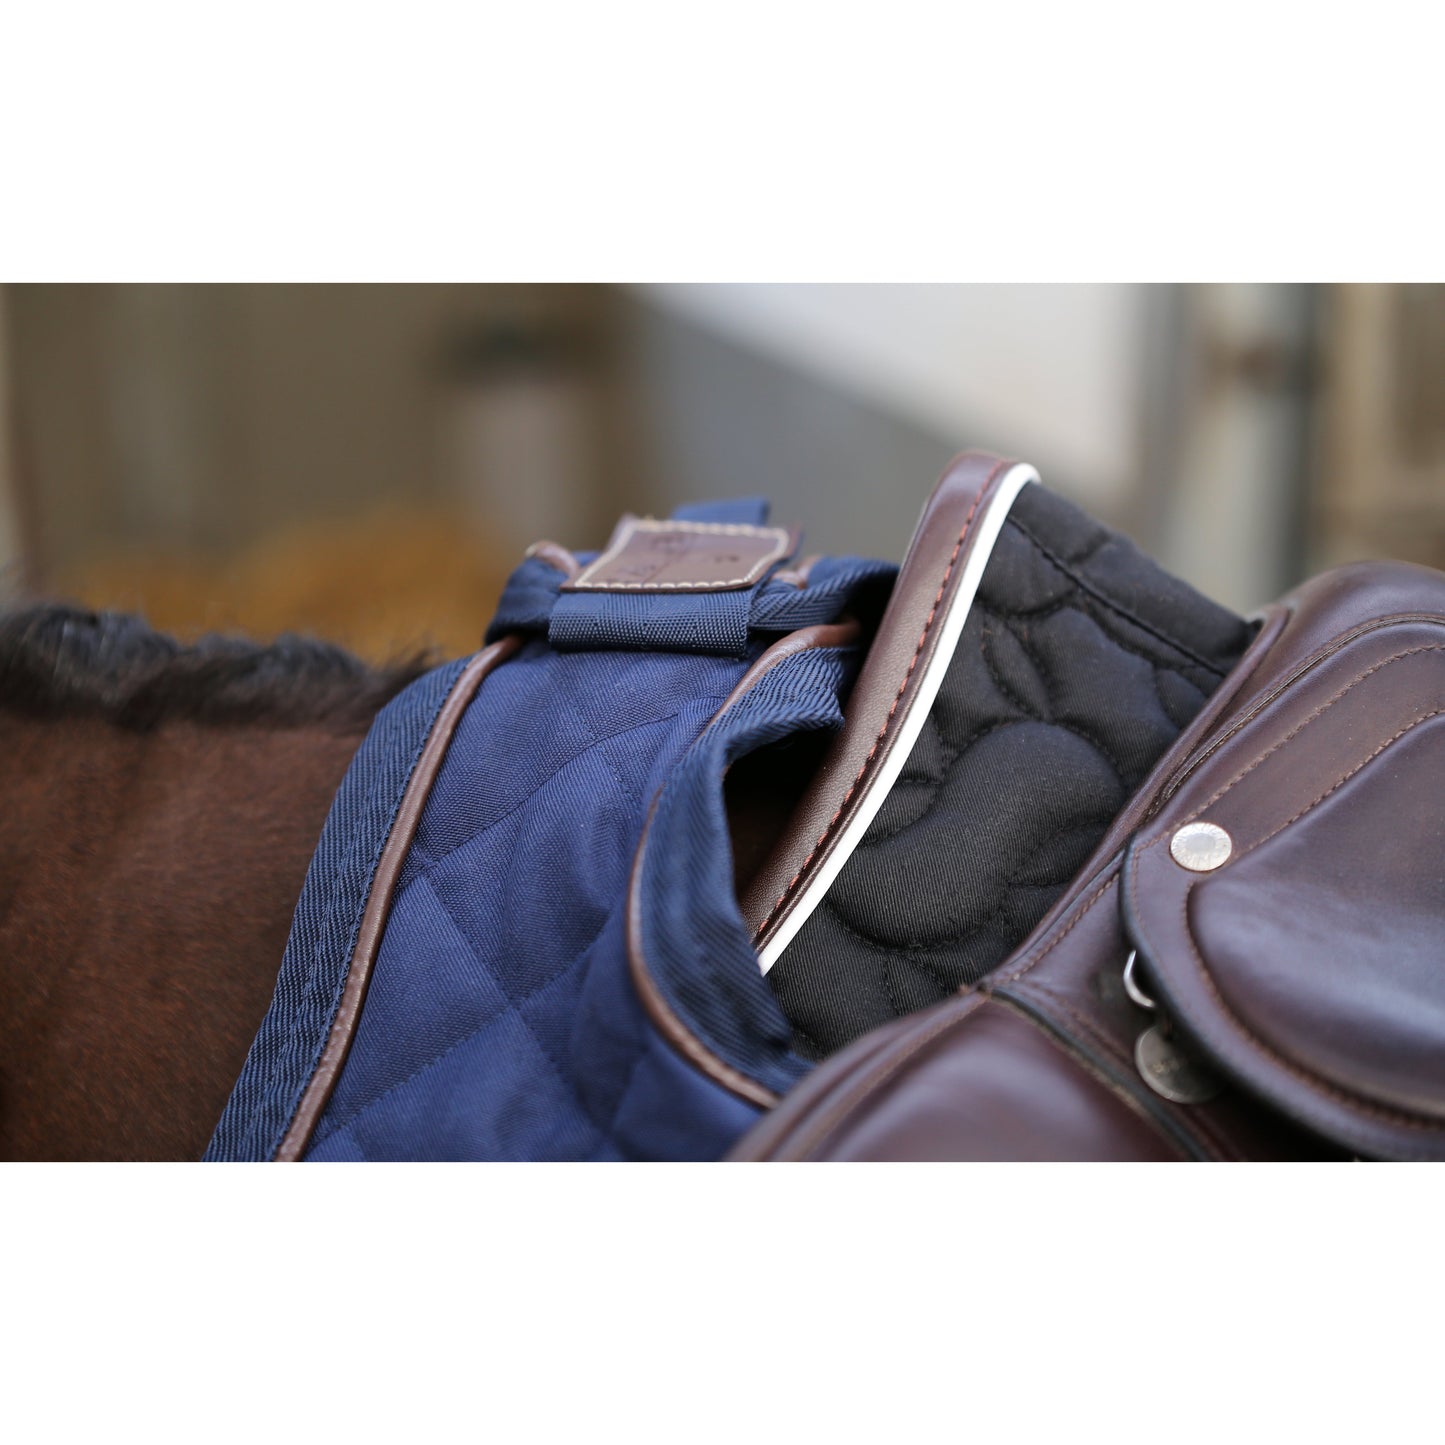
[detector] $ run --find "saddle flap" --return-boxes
[1124,604,1445,1159]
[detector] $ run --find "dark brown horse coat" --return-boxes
[0,606,418,1161]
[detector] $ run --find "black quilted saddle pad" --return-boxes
[767,483,1254,1059]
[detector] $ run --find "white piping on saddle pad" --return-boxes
[758,463,1039,975]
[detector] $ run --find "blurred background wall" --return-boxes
[1,283,1441,660]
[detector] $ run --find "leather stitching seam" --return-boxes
[1127,699,1445,1138]
[753,461,1004,942]
[1013,979,1132,1069]
[1172,875,1443,1143]
[1019,979,1241,1159]
[985,870,1121,988]
[1183,643,1445,823]
[1231,707,1445,865]
[567,519,790,591]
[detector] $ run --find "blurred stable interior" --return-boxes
[1,284,1442,662]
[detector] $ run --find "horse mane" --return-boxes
[0,602,432,730]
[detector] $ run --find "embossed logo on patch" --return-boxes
[561,517,795,593]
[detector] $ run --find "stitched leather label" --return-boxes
[561,518,794,594]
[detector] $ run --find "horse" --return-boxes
[0,603,425,1160]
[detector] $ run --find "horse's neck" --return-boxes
[0,711,366,1160]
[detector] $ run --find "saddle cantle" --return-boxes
[205,451,1445,1161]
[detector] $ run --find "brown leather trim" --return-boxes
[1122,607,1445,1160]
[560,518,797,593]
[626,621,866,1109]
[713,618,860,721]
[274,635,523,1161]
[627,823,779,1111]
[729,992,988,1158]
[731,993,1187,1162]
[524,540,582,580]
[771,554,823,589]
[1153,608,1445,812]
[740,449,1015,948]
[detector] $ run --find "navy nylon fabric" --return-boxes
[204,659,471,1161]
[492,555,886,647]
[484,554,562,639]
[546,497,787,656]
[549,587,755,656]
[750,556,891,629]
[304,639,748,1159]
[634,646,860,1099]
[205,499,894,1162]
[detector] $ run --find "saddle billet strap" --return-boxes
[733,561,1445,1161]
[749,450,1254,1060]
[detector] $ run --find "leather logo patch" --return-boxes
[562,517,794,594]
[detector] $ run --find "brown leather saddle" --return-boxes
[734,451,1445,1160]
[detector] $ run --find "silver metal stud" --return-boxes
[1134,1024,1224,1105]
[1121,949,1224,1106]
[1169,821,1233,872]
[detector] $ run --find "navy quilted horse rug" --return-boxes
[206,451,1254,1161]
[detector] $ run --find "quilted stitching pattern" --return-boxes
[767,488,1252,1058]
[306,641,742,1160]
[205,659,471,1161]
[205,520,892,1162]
